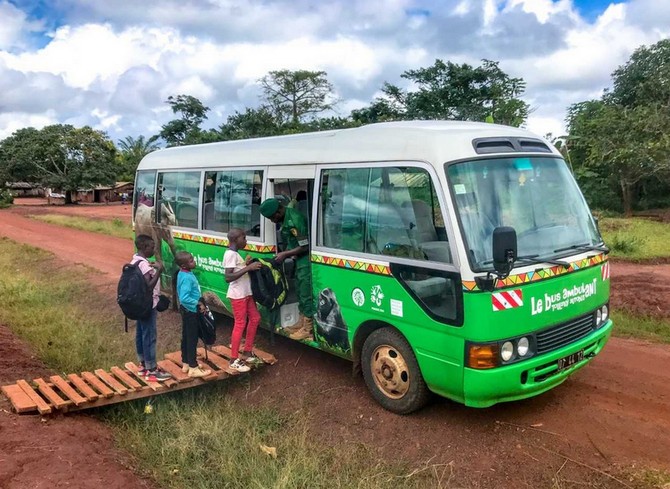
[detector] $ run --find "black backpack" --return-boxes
[248,258,288,310]
[117,262,153,331]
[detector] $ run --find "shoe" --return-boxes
[242,351,263,366]
[229,358,251,373]
[138,361,147,377]
[289,327,314,341]
[182,362,189,374]
[145,368,171,382]
[188,366,212,378]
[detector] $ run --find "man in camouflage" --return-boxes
[259,198,314,341]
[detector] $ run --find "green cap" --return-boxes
[259,198,280,218]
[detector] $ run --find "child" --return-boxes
[175,251,212,378]
[132,235,171,382]
[224,228,263,372]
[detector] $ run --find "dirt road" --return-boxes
[1,202,669,488]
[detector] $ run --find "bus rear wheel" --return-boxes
[361,328,430,414]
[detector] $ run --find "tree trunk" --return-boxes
[620,179,633,217]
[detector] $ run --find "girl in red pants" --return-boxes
[224,228,263,372]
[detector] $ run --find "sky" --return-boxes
[0,0,668,144]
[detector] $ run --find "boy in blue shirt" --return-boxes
[176,251,212,378]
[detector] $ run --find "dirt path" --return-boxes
[1,202,670,488]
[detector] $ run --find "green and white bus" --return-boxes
[134,121,611,414]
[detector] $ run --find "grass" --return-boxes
[612,310,670,344]
[599,217,670,260]
[0,237,442,488]
[28,214,133,240]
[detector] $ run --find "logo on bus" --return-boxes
[531,279,598,316]
[352,288,365,307]
[371,285,385,308]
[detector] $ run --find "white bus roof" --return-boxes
[137,120,559,170]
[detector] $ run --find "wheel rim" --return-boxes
[370,345,410,399]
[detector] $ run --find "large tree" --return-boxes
[356,59,529,126]
[0,125,117,202]
[159,94,211,146]
[567,40,670,215]
[259,70,336,125]
[218,106,283,140]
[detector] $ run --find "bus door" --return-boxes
[266,166,316,326]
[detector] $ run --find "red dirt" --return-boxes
[1,199,670,488]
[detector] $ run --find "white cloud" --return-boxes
[0,0,668,142]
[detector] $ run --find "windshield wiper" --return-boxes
[554,243,609,254]
[516,254,570,267]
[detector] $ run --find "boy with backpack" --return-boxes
[175,251,212,378]
[127,234,171,382]
[224,228,263,372]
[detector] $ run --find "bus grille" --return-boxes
[536,313,595,354]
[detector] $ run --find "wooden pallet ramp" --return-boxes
[1,346,276,415]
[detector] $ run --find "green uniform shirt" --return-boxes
[281,206,309,268]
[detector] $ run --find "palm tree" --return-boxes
[117,135,161,179]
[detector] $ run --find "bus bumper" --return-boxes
[461,320,612,408]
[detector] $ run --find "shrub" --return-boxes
[0,188,14,208]
[608,234,646,254]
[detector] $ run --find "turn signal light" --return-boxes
[467,344,499,369]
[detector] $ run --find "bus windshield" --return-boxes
[447,156,602,271]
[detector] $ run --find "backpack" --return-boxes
[248,258,288,310]
[198,302,217,346]
[117,261,153,331]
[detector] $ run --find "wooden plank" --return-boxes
[81,372,115,398]
[198,348,239,375]
[16,380,51,415]
[1,384,38,413]
[49,376,86,406]
[164,351,185,367]
[125,363,161,392]
[67,373,100,402]
[164,351,218,381]
[157,359,192,383]
[34,378,71,411]
[110,367,143,390]
[213,344,276,365]
[95,369,129,395]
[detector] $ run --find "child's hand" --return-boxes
[247,261,262,272]
[197,302,206,313]
[245,255,253,264]
[151,261,164,272]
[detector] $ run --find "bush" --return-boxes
[608,234,646,254]
[0,188,14,208]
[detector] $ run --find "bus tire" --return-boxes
[361,328,430,414]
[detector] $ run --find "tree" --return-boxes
[117,135,160,180]
[352,59,529,126]
[566,40,670,215]
[218,106,283,140]
[159,94,210,146]
[357,59,530,126]
[0,124,117,203]
[259,70,337,124]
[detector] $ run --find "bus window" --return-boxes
[319,166,451,263]
[203,169,263,237]
[157,171,200,228]
[134,170,156,217]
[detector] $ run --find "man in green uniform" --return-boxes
[259,198,314,341]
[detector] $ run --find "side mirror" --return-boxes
[492,226,517,277]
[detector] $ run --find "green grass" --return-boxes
[0,237,440,489]
[28,214,133,240]
[612,310,670,344]
[599,217,670,260]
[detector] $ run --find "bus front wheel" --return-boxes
[361,328,430,414]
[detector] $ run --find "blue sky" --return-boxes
[0,0,668,142]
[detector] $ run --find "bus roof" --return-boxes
[137,120,558,170]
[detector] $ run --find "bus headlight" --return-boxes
[596,309,602,326]
[601,304,609,323]
[517,337,530,357]
[501,341,514,362]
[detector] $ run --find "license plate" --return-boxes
[557,350,584,371]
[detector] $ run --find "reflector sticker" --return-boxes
[492,289,523,311]
[601,262,610,281]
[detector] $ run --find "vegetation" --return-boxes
[0,124,118,203]
[116,135,161,180]
[566,39,670,215]
[28,214,133,240]
[0,187,13,208]
[599,217,670,260]
[612,310,670,344]
[0,238,440,488]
